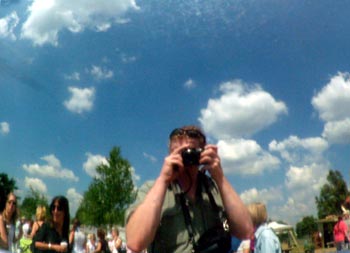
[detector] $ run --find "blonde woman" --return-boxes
[247,202,281,253]
[86,233,96,253]
[30,205,46,238]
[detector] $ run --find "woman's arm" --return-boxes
[35,241,67,252]
[69,230,75,246]
[0,216,8,249]
[115,238,122,249]
[30,222,39,239]
[94,241,102,253]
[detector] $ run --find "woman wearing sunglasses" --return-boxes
[0,192,21,252]
[32,196,70,253]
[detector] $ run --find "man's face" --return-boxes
[169,136,201,153]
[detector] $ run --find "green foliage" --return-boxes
[77,147,136,226]
[296,216,318,238]
[315,170,348,218]
[20,187,49,220]
[0,173,17,211]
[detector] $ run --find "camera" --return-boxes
[181,148,203,166]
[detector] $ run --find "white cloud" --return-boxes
[143,152,157,163]
[0,12,19,40]
[312,72,350,122]
[275,198,311,224]
[83,153,109,178]
[20,0,139,46]
[64,86,95,114]
[64,72,80,81]
[121,54,137,63]
[240,187,283,204]
[0,122,10,135]
[282,163,328,223]
[129,166,141,186]
[269,135,328,164]
[66,188,83,216]
[199,80,287,139]
[312,72,350,144]
[184,79,196,89]
[285,164,327,191]
[218,138,280,175]
[22,154,79,181]
[322,119,350,144]
[90,65,114,80]
[24,177,48,193]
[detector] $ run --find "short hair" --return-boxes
[169,125,206,148]
[36,205,46,221]
[247,202,268,227]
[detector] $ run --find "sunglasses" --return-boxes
[7,200,16,206]
[169,128,206,143]
[52,205,63,212]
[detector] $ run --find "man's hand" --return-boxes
[200,144,224,183]
[159,144,188,185]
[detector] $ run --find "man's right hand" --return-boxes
[159,144,188,185]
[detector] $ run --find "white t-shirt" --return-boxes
[236,239,250,253]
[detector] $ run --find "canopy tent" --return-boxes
[268,221,303,253]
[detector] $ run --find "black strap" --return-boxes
[199,172,227,224]
[175,173,228,252]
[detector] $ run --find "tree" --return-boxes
[0,173,17,211]
[20,187,49,220]
[296,216,318,239]
[315,170,348,218]
[76,147,136,226]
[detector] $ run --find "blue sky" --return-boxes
[1,0,350,226]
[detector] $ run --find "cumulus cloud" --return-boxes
[66,188,83,216]
[282,163,328,222]
[24,177,47,193]
[83,153,109,178]
[64,86,95,114]
[267,134,332,224]
[90,65,114,80]
[275,198,311,224]
[218,138,280,175]
[322,119,350,144]
[312,72,350,122]
[240,187,283,204]
[269,135,328,164]
[199,80,287,139]
[312,72,350,144]
[22,154,79,181]
[0,12,19,40]
[0,122,10,135]
[21,0,140,46]
[184,78,196,89]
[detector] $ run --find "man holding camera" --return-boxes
[126,125,253,253]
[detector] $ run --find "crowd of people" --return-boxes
[1,125,284,253]
[0,193,126,253]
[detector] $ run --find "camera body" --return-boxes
[181,148,203,166]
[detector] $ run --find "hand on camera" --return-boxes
[160,144,188,185]
[200,144,224,182]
